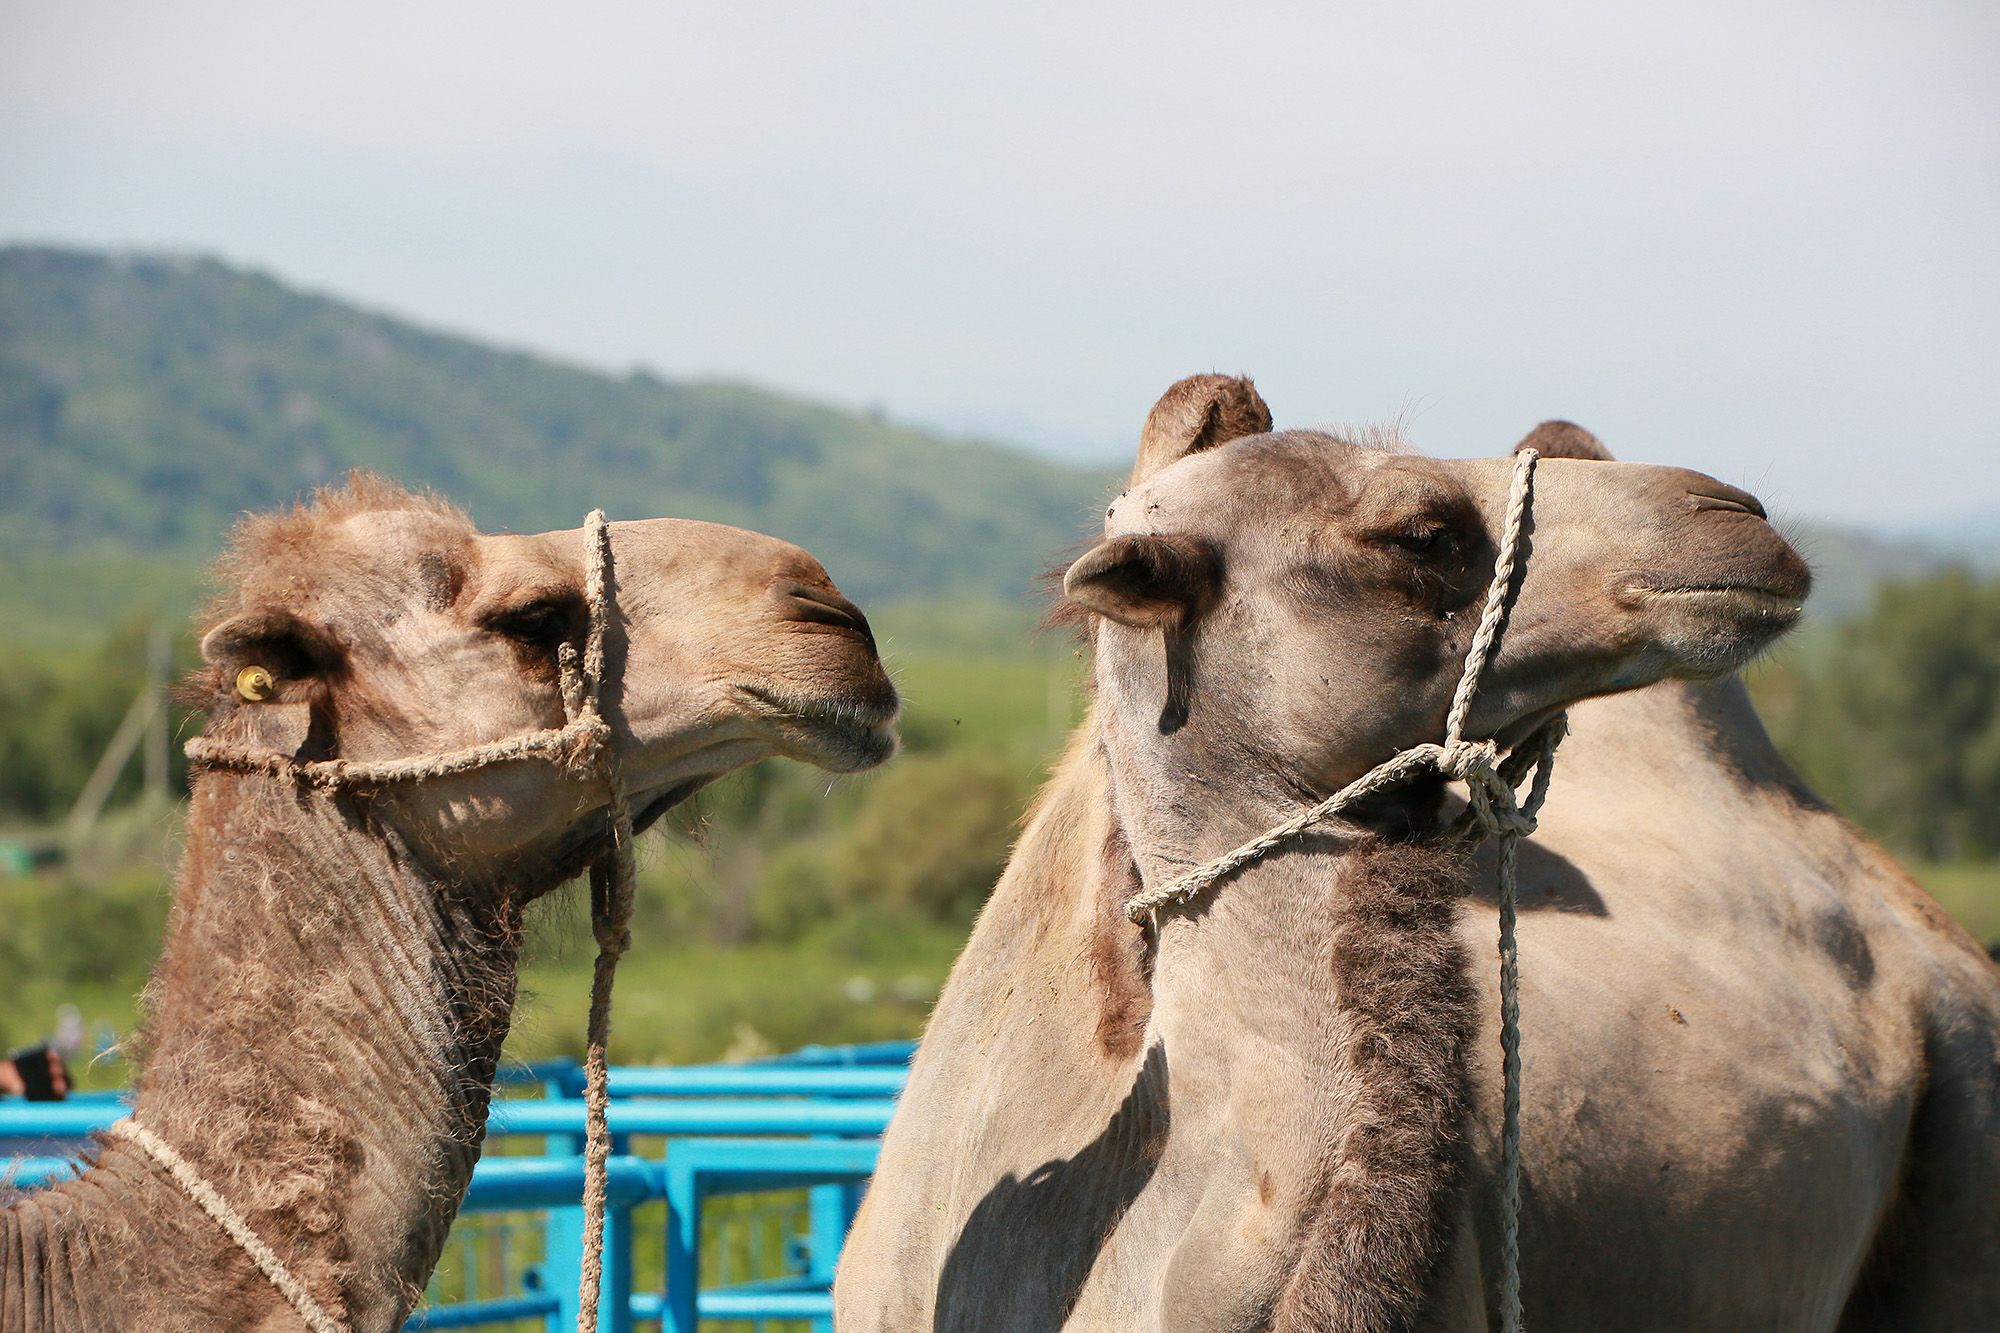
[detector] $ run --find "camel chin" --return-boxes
[736,682,903,773]
[1613,579,1808,676]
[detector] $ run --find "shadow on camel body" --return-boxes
[1,474,899,1332]
[835,380,2000,1331]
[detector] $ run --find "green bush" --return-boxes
[0,866,163,992]
[0,861,170,1060]
[1753,569,2000,861]
[744,753,1031,940]
[0,621,198,821]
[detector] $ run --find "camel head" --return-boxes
[195,474,898,883]
[1064,375,1810,795]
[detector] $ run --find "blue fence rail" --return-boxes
[1,1041,913,1331]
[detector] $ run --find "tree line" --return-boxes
[2,568,1996,879]
[1750,568,2000,863]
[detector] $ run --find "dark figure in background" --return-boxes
[0,1046,68,1101]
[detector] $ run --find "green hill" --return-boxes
[0,246,1111,642]
[1,244,1976,648]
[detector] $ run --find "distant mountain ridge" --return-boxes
[0,246,1111,611]
[0,244,1980,648]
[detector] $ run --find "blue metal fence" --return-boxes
[0,1040,914,1332]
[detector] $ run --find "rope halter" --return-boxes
[119,510,636,1333]
[1118,448,1562,1333]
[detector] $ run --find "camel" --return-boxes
[836,378,2000,1331]
[1,475,900,1332]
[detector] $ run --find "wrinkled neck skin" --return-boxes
[1089,659,1478,1332]
[2,774,531,1333]
[1098,692,1308,892]
[1095,633,1308,896]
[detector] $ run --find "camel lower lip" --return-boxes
[1619,580,1805,617]
[738,685,900,746]
[1643,586,1803,612]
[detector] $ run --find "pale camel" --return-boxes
[836,378,2000,1330]
[1,475,899,1332]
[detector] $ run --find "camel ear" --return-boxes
[200,609,335,756]
[1514,420,1615,461]
[200,608,339,677]
[1130,374,1273,485]
[1063,534,1219,629]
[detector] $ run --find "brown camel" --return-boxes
[1,475,899,1332]
[836,378,2000,1330]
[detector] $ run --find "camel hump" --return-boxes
[1514,419,1615,461]
[1131,374,1273,484]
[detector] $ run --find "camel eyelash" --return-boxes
[1391,526,1455,557]
[1369,519,1462,563]
[483,595,584,649]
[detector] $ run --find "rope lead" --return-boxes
[573,509,636,1333]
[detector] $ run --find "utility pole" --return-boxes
[143,621,171,800]
[65,621,173,842]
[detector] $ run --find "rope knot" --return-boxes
[1480,792,1538,839]
[558,714,614,775]
[1438,738,1541,837]
[1438,737,1500,782]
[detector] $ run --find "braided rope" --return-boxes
[1119,448,1557,1333]
[184,714,611,788]
[1493,714,1564,1332]
[156,508,634,1333]
[1445,447,1539,749]
[573,509,636,1333]
[106,1119,345,1333]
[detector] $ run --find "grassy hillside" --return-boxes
[3,244,1981,647]
[0,246,1111,622]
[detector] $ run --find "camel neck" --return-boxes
[120,774,524,1329]
[1098,707,1477,1329]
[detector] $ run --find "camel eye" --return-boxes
[484,596,581,651]
[1388,525,1455,558]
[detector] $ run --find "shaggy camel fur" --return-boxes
[837,378,2000,1331]
[1,476,898,1332]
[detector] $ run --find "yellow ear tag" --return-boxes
[236,665,275,702]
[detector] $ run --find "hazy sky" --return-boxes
[3,2,1995,525]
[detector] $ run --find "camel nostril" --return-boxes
[1688,487,1767,520]
[771,578,877,647]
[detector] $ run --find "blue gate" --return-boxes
[0,1040,914,1331]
